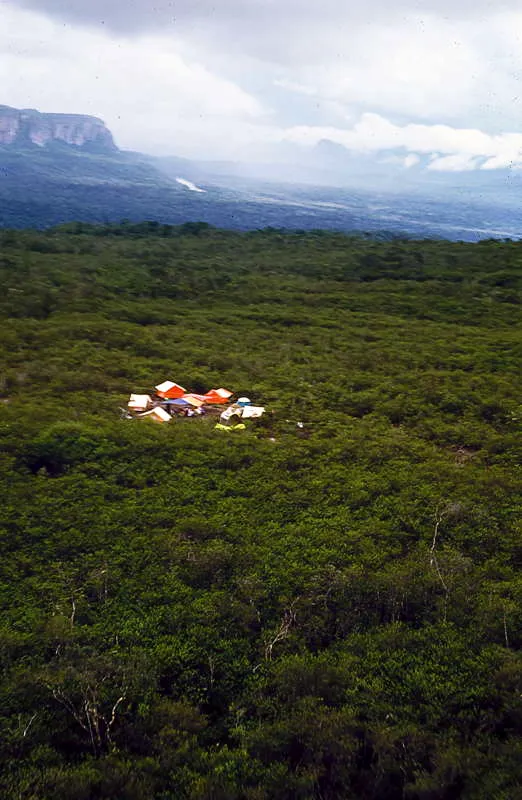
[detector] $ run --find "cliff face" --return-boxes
[0,105,117,150]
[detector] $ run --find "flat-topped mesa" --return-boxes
[0,105,117,150]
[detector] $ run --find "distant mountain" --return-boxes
[0,104,116,151]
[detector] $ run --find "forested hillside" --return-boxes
[0,223,521,799]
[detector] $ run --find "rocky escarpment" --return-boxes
[0,105,117,150]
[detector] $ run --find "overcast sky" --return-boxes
[2,0,522,169]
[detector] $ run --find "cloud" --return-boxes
[2,0,522,167]
[0,3,265,158]
[280,113,522,170]
[273,79,317,97]
[404,154,421,168]
[270,11,522,133]
[427,154,481,171]
[9,0,522,37]
[288,16,481,118]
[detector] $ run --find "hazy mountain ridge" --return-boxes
[0,104,520,240]
[153,139,522,207]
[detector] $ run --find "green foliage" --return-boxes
[0,225,521,798]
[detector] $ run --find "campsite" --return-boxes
[126,381,266,429]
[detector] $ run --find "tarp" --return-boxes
[164,398,191,407]
[220,404,265,422]
[181,394,205,408]
[128,393,152,411]
[155,381,186,399]
[182,393,207,402]
[215,423,246,432]
[240,405,265,419]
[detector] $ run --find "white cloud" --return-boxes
[280,113,522,170]
[295,16,481,118]
[427,154,480,171]
[273,79,317,97]
[404,154,421,168]
[0,4,265,157]
[2,0,522,169]
[270,10,522,133]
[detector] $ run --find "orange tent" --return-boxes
[204,388,233,404]
[155,381,186,399]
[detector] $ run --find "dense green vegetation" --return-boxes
[0,223,521,799]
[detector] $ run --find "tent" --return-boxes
[137,407,171,423]
[155,381,186,399]
[204,388,233,404]
[128,394,152,412]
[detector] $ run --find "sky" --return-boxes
[2,0,522,169]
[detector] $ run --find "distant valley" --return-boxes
[1,103,521,241]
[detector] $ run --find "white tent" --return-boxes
[128,394,152,411]
[137,407,171,423]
